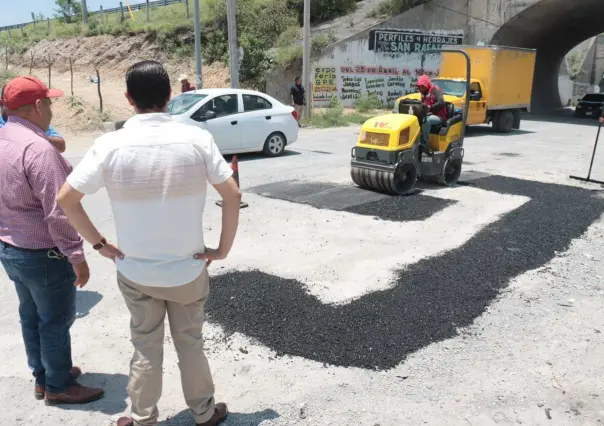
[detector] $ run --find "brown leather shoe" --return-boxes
[116,417,134,426]
[44,382,104,406]
[197,402,228,426]
[35,366,82,400]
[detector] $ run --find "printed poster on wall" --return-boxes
[312,29,465,108]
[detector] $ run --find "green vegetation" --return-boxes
[0,70,16,87]
[305,95,385,128]
[366,0,428,18]
[0,0,358,90]
[274,30,337,67]
[55,0,82,24]
[354,94,383,113]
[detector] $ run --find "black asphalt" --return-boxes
[206,176,604,370]
[248,180,453,221]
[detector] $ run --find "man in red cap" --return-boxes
[0,76,104,405]
[417,75,447,147]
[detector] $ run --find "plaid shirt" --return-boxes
[0,117,84,264]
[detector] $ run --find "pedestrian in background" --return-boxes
[0,84,67,152]
[58,60,242,426]
[0,76,103,405]
[290,76,306,126]
[179,74,196,93]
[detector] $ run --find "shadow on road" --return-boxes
[464,125,535,138]
[61,372,128,415]
[159,408,280,425]
[75,290,103,319]
[226,150,302,163]
[522,108,600,126]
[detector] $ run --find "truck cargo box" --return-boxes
[439,45,536,111]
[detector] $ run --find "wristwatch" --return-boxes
[93,237,107,250]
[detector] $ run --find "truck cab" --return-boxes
[393,45,537,133]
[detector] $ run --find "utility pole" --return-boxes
[82,0,88,24]
[226,0,239,88]
[302,0,312,119]
[194,0,202,88]
[146,0,150,22]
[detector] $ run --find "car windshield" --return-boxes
[432,79,466,97]
[168,93,208,115]
[582,94,604,102]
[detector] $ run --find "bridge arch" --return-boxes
[491,0,604,111]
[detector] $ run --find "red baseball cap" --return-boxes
[3,76,63,110]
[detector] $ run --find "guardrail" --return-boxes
[0,0,185,33]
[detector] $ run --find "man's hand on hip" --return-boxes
[194,247,226,267]
[99,241,125,262]
[73,261,90,288]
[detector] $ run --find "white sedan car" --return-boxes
[167,88,299,157]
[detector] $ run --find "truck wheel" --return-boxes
[512,110,521,129]
[494,110,514,133]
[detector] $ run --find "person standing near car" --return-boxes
[57,60,242,426]
[290,76,305,125]
[0,76,103,405]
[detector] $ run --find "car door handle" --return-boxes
[266,116,272,120]
[231,121,238,125]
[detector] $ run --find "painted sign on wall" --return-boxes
[368,29,464,56]
[312,29,464,108]
[313,66,338,102]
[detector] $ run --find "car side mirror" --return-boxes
[195,110,216,122]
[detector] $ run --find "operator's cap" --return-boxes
[3,76,64,110]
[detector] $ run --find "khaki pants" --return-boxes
[117,269,215,425]
[294,104,304,121]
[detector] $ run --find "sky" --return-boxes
[0,0,126,27]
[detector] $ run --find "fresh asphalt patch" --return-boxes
[248,180,454,222]
[206,176,604,370]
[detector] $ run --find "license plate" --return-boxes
[586,112,593,116]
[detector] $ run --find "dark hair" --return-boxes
[295,76,301,81]
[126,60,171,110]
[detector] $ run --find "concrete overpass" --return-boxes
[269,0,604,112]
[373,0,604,111]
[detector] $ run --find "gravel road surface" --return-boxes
[2,113,604,425]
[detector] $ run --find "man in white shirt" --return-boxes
[57,61,241,426]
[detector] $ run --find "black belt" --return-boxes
[0,240,56,252]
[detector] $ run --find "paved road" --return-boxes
[2,115,604,425]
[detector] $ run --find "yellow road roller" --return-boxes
[350,49,471,195]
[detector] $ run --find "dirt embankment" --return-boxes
[8,33,230,132]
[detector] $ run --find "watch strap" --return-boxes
[93,237,107,250]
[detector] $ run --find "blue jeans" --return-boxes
[0,241,76,393]
[422,114,443,146]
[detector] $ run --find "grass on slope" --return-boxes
[0,0,354,89]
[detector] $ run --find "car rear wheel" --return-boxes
[262,132,286,157]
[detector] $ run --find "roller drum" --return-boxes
[351,163,417,195]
